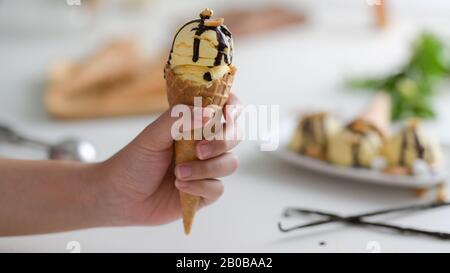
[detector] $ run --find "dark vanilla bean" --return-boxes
[279,202,450,240]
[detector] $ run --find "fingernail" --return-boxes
[176,165,192,179]
[197,142,213,159]
[175,179,188,189]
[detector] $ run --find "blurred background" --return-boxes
[1,0,450,252]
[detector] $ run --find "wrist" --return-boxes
[79,162,120,228]
[85,159,139,227]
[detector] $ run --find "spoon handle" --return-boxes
[0,124,50,148]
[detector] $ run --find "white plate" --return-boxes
[269,119,449,188]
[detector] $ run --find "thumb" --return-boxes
[133,106,214,152]
[137,109,178,151]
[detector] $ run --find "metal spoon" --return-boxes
[0,124,96,162]
[48,139,96,162]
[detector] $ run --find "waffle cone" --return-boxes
[165,64,234,234]
[356,92,391,138]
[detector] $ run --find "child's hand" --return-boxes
[97,94,241,226]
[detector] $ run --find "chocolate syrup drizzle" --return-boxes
[167,12,233,81]
[300,115,328,156]
[346,121,387,167]
[399,128,425,166]
[347,124,367,167]
[203,72,212,81]
[413,129,425,158]
[351,142,362,167]
[300,118,313,154]
[321,117,328,154]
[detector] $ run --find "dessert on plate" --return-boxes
[328,93,390,168]
[165,8,236,234]
[384,119,443,176]
[289,112,341,160]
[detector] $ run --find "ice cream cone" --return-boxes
[165,8,235,234]
[165,65,233,107]
[355,92,391,138]
[165,65,234,234]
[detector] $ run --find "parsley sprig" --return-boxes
[347,33,450,121]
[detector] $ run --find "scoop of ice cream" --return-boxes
[289,112,342,160]
[168,8,234,86]
[328,119,385,167]
[385,119,442,170]
[172,65,231,85]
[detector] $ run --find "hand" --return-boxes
[97,94,241,227]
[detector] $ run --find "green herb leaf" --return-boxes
[347,32,450,121]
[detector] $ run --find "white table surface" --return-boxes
[1,0,450,253]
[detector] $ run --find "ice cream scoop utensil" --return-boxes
[0,124,96,162]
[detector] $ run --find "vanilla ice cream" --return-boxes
[328,119,385,167]
[289,112,342,160]
[168,8,234,86]
[385,119,442,171]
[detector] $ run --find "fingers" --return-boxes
[171,94,241,208]
[196,93,242,160]
[225,93,241,110]
[134,106,213,152]
[134,109,177,151]
[224,93,242,123]
[197,112,240,160]
[134,93,241,153]
[175,153,239,181]
[175,179,224,206]
[196,138,240,160]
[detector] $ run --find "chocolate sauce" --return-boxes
[351,142,362,167]
[346,123,366,167]
[320,115,328,155]
[412,129,425,159]
[203,72,212,81]
[168,12,233,68]
[399,131,408,166]
[192,22,232,66]
[214,25,233,65]
[298,115,328,156]
[300,118,314,154]
[399,128,425,166]
[300,119,309,153]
